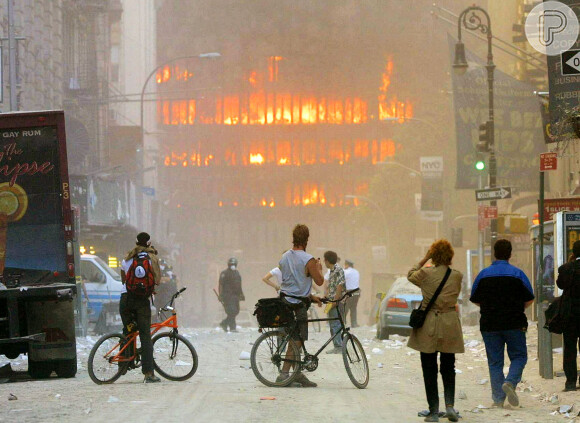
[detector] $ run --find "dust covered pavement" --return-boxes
[0,324,575,423]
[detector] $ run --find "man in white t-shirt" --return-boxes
[343,259,360,327]
[262,267,283,292]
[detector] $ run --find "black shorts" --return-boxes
[281,299,309,341]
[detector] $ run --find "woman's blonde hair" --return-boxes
[430,239,454,266]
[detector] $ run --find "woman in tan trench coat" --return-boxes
[407,240,464,423]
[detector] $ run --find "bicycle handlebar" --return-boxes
[321,288,360,304]
[158,287,188,313]
[280,288,359,305]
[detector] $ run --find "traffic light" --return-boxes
[475,159,486,171]
[477,121,492,153]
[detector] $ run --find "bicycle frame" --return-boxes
[274,296,352,366]
[301,304,348,358]
[104,307,179,364]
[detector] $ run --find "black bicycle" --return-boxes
[250,288,369,389]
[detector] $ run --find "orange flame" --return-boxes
[250,153,264,164]
[378,58,413,121]
[163,139,396,168]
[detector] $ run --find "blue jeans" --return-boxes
[481,329,528,403]
[328,306,343,348]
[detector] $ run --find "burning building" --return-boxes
[154,1,425,323]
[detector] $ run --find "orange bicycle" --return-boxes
[88,288,198,384]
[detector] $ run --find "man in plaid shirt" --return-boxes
[324,250,345,353]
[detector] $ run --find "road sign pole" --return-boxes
[538,168,553,379]
[478,173,484,273]
[489,153,497,251]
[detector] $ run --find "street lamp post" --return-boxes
[137,52,221,228]
[453,6,497,249]
[345,195,389,251]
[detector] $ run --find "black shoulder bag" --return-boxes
[409,267,452,329]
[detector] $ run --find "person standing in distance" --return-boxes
[120,232,161,383]
[219,257,244,332]
[324,250,346,354]
[556,240,580,392]
[470,239,534,407]
[343,259,360,327]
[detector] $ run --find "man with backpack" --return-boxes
[120,232,161,383]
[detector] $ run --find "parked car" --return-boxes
[376,277,422,340]
[80,254,124,323]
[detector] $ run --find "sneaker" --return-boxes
[563,385,577,392]
[502,382,519,407]
[491,400,504,408]
[325,347,342,354]
[294,373,317,387]
[423,413,439,422]
[143,373,161,383]
[445,406,458,422]
[275,372,290,384]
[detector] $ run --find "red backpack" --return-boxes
[125,252,155,297]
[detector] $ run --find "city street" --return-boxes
[0,324,573,423]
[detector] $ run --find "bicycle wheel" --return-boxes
[308,308,321,333]
[250,330,301,387]
[88,333,127,385]
[152,332,198,381]
[342,333,369,389]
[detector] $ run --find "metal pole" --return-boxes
[539,171,545,304]
[537,170,553,378]
[485,26,497,251]
[478,172,484,273]
[7,0,18,111]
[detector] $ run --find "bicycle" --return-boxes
[250,288,369,389]
[87,287,198,384]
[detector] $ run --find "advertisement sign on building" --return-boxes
[542,198,580,221]
[547,0,580,132]
[449,35,545,191]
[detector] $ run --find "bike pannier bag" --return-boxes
[254,298,294,328]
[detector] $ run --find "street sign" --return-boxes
[478,205,489,231]
[420,156,443,175]
[562,50,580,75]
[540,152,558,171]
[420,211,443,222]
[475,187,512,201]
[484,206,498,219]
[420,157,443,213]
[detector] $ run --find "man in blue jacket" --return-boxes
[470,239,534,408]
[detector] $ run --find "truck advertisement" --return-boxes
[0,111,76,379]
